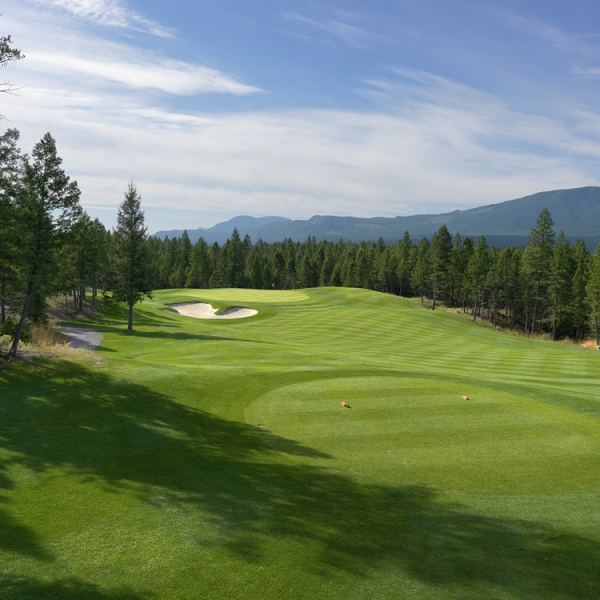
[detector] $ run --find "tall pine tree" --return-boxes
[9,133,81,358]
[110,182,152,331]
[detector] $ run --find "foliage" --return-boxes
[142,209,599,341]
[108,181,152,331]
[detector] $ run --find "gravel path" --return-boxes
[58,327,103,350]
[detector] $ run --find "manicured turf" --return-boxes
[1,287,600,599]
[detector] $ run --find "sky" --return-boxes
[3,0,600,234]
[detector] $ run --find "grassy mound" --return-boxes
[1,287,599,599]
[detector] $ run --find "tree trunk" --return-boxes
[473,291,477,321]
[431,280,437,311]
[531,280,540,335]
[9,278,34,358]
[65,293,69,315]
[128,302,133,331]
[79,287,84,313]
[1,281,5,325]
[596,318,599,346]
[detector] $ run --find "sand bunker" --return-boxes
[169,303,258,320]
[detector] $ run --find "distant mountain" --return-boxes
[153,215,291,245]
[151,187,600,247]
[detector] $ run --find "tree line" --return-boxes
[148,210,600,344]
[3,128,600,355]
[0,129,149,357]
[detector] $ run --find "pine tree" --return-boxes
[411,238,431,299]
[548,231,574,340]
[0,128,24,326]
[571,239,590,341]
[466,236,489,321]
[586,244,600,345]
[430,224,453,310]
[109,182,152,331]
[395,232,412,297]
[523,208,555,334]
[9,133,81,357]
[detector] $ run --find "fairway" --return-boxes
[1,287,600,599]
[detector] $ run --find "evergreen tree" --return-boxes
[411,238,431,299]
[9,133,81,358]
[571,239,590,341]
[430,225,453,310]
[0,128,24,325]
[586,244,600,345]
[548,231,574,340]
[109,182,152,331]
[524,208,555,334]
[395,232,412,297]
[466,236,489,321]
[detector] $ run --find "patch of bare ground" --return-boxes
[46,294,99,323]
[0,295,103,364]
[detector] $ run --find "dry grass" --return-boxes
[0,324,81,362]
[580,340,600,350]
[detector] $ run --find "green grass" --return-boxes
[1,287,600,599]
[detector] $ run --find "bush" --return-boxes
[1,317,32,343]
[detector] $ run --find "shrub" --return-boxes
[1,317,32,343]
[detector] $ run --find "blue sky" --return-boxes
[4,0,600,233]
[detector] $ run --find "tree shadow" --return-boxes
[1,360,599,597]
[60,301,179,331]
[0,576,150,600]
[109,329,272,344]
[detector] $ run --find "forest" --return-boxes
[3,127,600,350]
[148,211,600,343]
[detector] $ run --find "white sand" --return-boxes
[168,303,258,320]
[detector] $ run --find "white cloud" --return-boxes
[26,52,263,95]
[6,69,600,233]
[281,10,389,49]
[5,5,263,97]
[491,6,600,60]
[31,0,173,37]
[4,1,600,233]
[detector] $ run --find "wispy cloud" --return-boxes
[7,68,600,232]
[26,51,263,95]
[490,5,600,58]
[281,8,392,49]
[8,4,263,97]
[31,0,173,37]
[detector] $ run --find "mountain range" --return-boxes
[152,186,600,247]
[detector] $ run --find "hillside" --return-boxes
[152,187,600,246]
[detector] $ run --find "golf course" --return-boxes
[1,287,599,599]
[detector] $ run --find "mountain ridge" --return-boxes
[152,186,600,247]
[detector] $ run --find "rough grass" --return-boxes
[1,287,600,599]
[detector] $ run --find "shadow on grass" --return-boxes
[0,576,150,599]
[60,301,178,331]
[109,329,271,344]
[0,359,599,597]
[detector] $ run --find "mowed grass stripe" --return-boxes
[3,287,599,598]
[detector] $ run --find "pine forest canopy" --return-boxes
[2,127,600,351]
